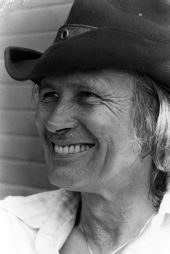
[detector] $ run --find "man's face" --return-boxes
[35,70,141,193]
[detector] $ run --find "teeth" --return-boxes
[69,145,74,153]
[54,144,93,154]
[63,146,69,154]
[58,146,63,154]
[81,145,87,152]
[75,145,80,153]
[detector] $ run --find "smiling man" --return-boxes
[36,71,137,191]
[1,0,170,254]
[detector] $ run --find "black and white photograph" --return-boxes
[0,1,170,253]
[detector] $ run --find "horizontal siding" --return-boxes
[0,4,72,36]
[0,134,45,162]
[23,0,73,8]
[0,0,72,12]
[0,182,50,199]
[0,83,34,109]
[0,158,53,188]
[0,110,38,135]
[0,1,73,197]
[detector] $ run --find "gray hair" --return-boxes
[131,72,170,210]
[32,70,170,210]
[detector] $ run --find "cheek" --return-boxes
[81,108,111,140]
[81,106,132,152]
[82,108,133,172]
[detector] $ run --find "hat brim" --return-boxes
[4,47,42,81]
[4,28,170,87]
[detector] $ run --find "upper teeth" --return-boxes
[54,144,92,154]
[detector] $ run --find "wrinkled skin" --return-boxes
[35,70,146,196]
[35,70,154,254]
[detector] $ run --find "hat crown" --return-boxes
[66,0,170,27]
[5,0,170,90]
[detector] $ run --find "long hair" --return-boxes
[131,72,170,210]
[31,71,170,210]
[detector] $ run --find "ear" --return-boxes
[126,139,142,164]
[117,139,142,166]
[130,139,141,157]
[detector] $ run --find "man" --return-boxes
[1,0,170,253]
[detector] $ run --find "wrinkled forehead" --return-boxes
[40,72,97,89]
[40,69,135,95]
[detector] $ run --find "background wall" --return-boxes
[0,0,73,198]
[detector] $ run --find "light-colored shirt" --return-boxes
[0,187,170,254]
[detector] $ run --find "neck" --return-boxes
[79,183,155,254]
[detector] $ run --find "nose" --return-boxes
[53,128,72,136]
[45,104,78,134]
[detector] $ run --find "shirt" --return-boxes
[0,187,170,254]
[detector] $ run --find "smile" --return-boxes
[54,144,94,154]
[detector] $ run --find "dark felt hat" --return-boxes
[4,0,170,89]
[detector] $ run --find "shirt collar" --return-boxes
[2,185,170,254]
[2,189,80,254]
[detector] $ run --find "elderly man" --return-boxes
[1,0,170,254]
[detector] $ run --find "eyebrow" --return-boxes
[75,77,110,92]
[40,76,108,95]
[74,81,98,91]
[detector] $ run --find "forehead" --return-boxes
[40,70,134,95]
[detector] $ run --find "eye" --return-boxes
[77,91,101,105]
[39,91,59,103]
[79,91,99,98]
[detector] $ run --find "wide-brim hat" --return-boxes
[4,0,170,89]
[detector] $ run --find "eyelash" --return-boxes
[39,91,59,103]
[78,91,100,99]
[39,90,100,104]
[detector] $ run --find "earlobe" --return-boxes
[130,140,141,158]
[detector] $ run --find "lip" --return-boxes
[45,131,95,146]
[49,139,95,147]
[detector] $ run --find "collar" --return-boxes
[2,189,80,254]
[2,186,170,254]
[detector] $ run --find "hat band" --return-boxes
[55,24,98,42]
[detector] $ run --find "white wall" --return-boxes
[0,0,73,198]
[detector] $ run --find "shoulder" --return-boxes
[150,190,170,254]
[0,190,79,254]
[151,214,170,254]
[0,198,38,254]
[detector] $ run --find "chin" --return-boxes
[47,162,79,189]
[43,141,97,189]
[47,161,92,192]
